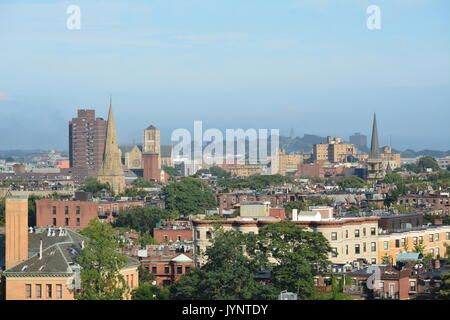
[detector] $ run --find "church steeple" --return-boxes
[97,97,126,195]
[370,113,380,159]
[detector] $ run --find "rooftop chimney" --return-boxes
[5,196,29,270]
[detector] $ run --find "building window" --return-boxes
[371,242,376,252]
[164,264,170,274]
[355,230,360,238]
[26,284,32,298]
[177,265,183,274]
[46,284,52,298]
[196,231,200,239]
[65,218,69,226]
[363,228,366,236]
[64,206,69,215]
[185,266,191,273]
[413,237,418,245]
[76,206,80,215]
[345,245,348,255]
[363,242,366,252]
[206,231,212,240]
[395,239,400,248]
[164,235,168,242]
[331,248,338,257]
[435,233,439,241]
[401,238,406,247]
[384,241,389,250]
[345,230,348,239]
[76,218,80,226]
[331,232,337,241]
[152,265,157,273]
[355,244,360,254]
[177,235,181,241]
[409,281,416,292]
[447,232,450,240]
[56,284,62,298]
[52,218,57,226]
[36,284,42,298]
[371,228,376,236]
[419,236,423,244]
[429,234,434,242]
[131,274,134,288]
[52,206,56,215]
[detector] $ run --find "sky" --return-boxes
[0,0,449,151]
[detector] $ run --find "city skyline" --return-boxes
[1,0,449,150]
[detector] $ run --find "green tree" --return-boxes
[194,166,232,179]
[162,177,216,216]
[336,176,366,189]
[403,163,420,173]
[136,233,158,246]
[79,178,112,196]
[283,200,306,217]
[417,156,439,173]
[256,221,332,299]
[76,220,129,300]
[132,178,155,188]
[120,186,148,198]
[28,194,43,227]
[133,282,170,300]
[382,173,403,185]
[439,273,450,299]
[0,197,5,226]
[162,166,181,177]
[114,206,177,235]
[170,226,278,300]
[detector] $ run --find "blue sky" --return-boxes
[0,0,449,151]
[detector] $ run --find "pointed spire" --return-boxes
[370,113,380,159]
[97,97,125,195]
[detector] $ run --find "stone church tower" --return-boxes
[97,98,126,195]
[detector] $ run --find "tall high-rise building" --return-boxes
[349,132,367,149]
[97,99,126,195]
[143,125,161,169]
[69,109,107,170]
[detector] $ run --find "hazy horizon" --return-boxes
[1,0,449,151]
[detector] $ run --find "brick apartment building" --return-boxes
[215,192,307,213]
[398,194,450,215]
[153,221,193,244]
[1,196,139,300]
[69,109,107,171]
[136,246,194,286]
[36,197,144,231]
